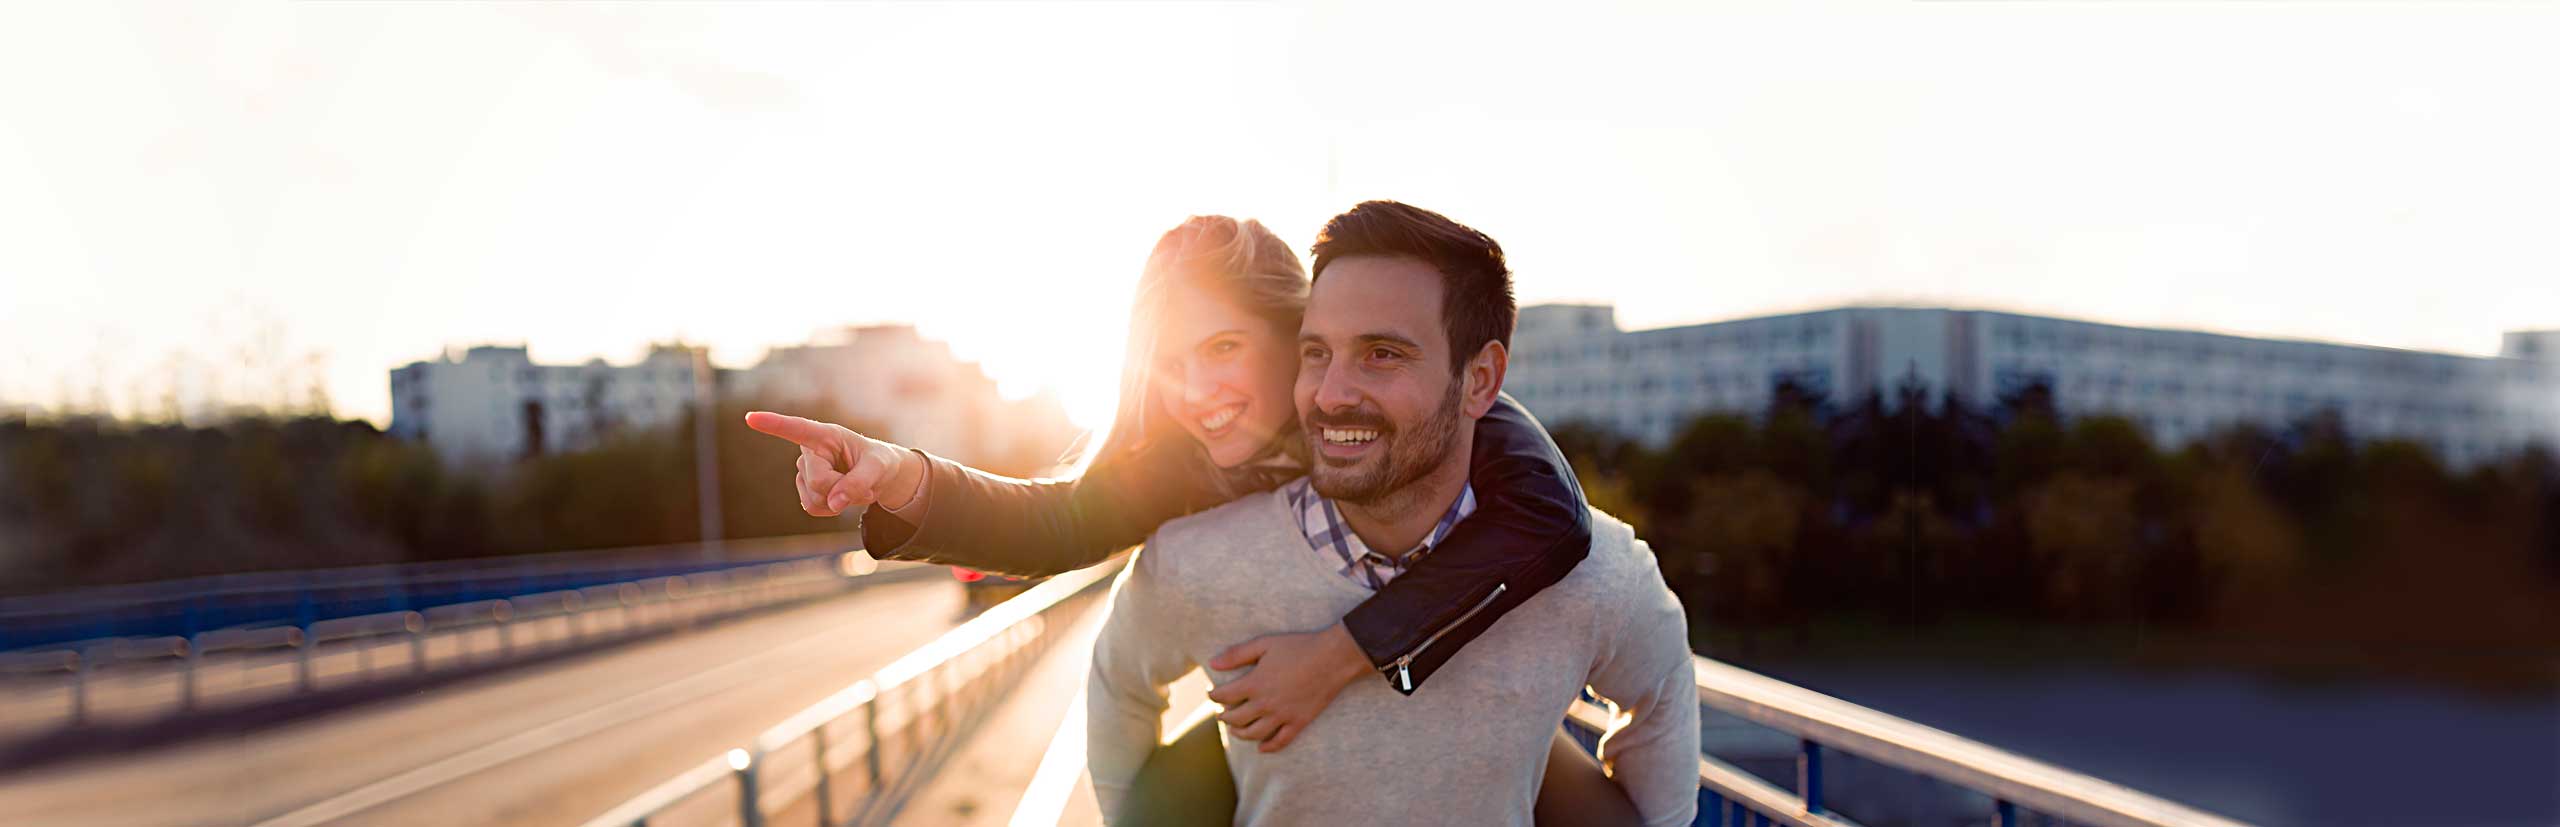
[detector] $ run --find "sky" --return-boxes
[3,0,2556,431]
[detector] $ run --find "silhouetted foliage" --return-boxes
[0,395,1076,595]
[1540,381,2560,674]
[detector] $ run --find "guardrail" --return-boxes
[0,533,867,651]
[579,560,1123,827]
[1562,655,2256,827]
[0,551,919,747]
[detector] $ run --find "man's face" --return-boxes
[1295,255,1468,505]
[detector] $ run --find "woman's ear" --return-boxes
[1462,340,1508,419]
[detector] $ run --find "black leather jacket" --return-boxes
[860,393,1590,694]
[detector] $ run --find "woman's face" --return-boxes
[1151,281,1300,468]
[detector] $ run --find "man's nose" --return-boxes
[1312,358,1362,412]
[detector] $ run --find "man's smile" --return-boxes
[1317,426,1382,461]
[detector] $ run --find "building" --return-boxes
[1506,304,2560,469]
[389,325,1077,471]
[724,324,1078,469]
[387,344,705,467]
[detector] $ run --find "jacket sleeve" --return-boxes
[857,438,1214,577]
[1341,393,1592,693]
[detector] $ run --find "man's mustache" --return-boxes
[1304,408,1391,433]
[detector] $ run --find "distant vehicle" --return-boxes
[952,566,1037,614]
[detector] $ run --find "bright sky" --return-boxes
[4,1,2556,431]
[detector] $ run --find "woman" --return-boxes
[746,215,1637,825]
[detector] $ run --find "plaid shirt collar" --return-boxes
[1283,477,1477,591]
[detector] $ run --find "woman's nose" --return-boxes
[1180,361,1217,409]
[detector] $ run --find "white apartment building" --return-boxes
[389,325,1076,470]
[1507,304,2560,469]
[387,344,705,467]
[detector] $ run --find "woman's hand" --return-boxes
[1204,622,1371,752]
[743,412,924,515]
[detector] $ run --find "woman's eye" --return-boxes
[1210,340,1238,356]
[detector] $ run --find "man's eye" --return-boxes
[1369,347,1397,362]
[1301,346,1327,361]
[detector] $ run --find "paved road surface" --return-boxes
[0,575,967,827]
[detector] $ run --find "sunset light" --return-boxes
[9,3,2555,433]
[5,4,2559,827]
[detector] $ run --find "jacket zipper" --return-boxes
[1386,583,1506,692]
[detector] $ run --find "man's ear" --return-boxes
[1461,340,1507,419]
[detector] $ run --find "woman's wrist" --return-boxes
[876,445,930,512]
[1320,622,1372,687]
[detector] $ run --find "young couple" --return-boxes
[747,201,1697,826]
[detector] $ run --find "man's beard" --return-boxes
[1306,378,1465,507]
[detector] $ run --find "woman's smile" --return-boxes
[1196,401,1247,437]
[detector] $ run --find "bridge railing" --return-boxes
[0,552,922,747]
[0,533,870,651]
[578,560,1122,827]
[1562,655,2256,827]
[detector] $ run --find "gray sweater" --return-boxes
[1086,488,1700,827]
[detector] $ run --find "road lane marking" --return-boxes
[249,582,938,827]
[1008,685,1090,827]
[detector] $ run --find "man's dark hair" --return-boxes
[1308,201,1515,375]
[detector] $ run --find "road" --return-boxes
[0,575,969,827]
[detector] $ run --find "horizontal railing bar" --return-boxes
[7,560,850,663]
[0,532,860,611]
[1566,699,1855,827]
[1688,655,2253,827]
[584,560,1117,827]
[579,752,736,827]
[307,611,421,639]
[1694,750,1857,827]
[0,556,903,750]
[758,562,1117,752]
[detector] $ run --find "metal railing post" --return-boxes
[1799,739,1824,815]
[69,647,90,725]
[495,602,514,660]
[930,665,949,737]
[408,612,428,675]
[181,634,202,711]
[733,750,765,827]
[296,626,315,693]
[812,726,837,827]
[1995,799,2018,827]
[863,699,886,791]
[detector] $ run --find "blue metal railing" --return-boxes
[0,533,861,651]
[0,538,925,749]
[1562,656,2259,827]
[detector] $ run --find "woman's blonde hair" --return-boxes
[1069,215,1310,498]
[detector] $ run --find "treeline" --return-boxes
[1555,381,2560,678]
[0,400,1071,595]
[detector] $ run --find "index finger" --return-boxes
[744,411,838,448]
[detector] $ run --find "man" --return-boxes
[1086,201,1700,826]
